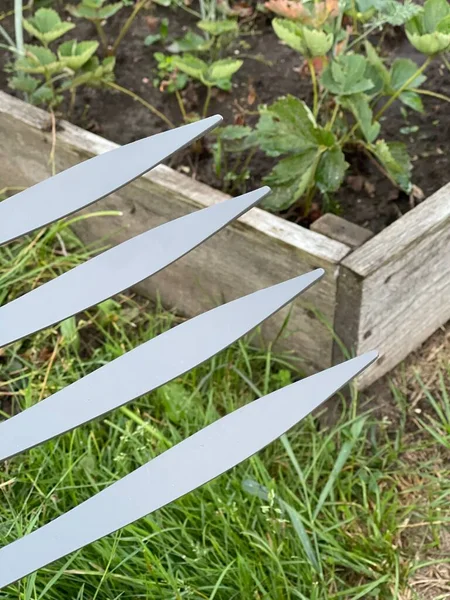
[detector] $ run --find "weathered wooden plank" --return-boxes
[311,213,374,249]
[343,183,450,387]
[0,91,352,373]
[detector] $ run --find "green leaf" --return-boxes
[16,45,62,75]
[423,0,450,32]
[167,31,212,53]
[342,93,380,142]
[406,30,450,53]
[158,382,189,424]
[8,72,39,94]
[206,58,242,84]
[32,84,60,106]
[390,58,426,90]
[144,33,161,46]
[316,146,348,192]
[197,19,238,36]
[67,1,123,20]
[24,8,75,44]
[364,40,390,86]
[262,149,319,211]
[257,95,328,156]
[322,55,374,95]
[406,0,450,53]
[281,501,320,573]
[399,90,424,112]
[172,54,208,82]
[301,27,333,57]
[69,56,116,88]
[272,18,306,54]
[373,140,412,191]
[61,316,80,351]
[58,40,99,70]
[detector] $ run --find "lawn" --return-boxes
[0,220,449,599]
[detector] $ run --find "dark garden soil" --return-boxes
[0,1,449,233]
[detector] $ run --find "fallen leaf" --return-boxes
[347,175,365,192]
[145,16,160,31]
[364,181,376,197]
[247,81,256,105]
[264,0,309,20]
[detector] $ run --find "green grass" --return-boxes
[1,222,449,599]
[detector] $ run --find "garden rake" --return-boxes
[0,115,377,588]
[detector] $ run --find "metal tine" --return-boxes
[0,270,324,463]
[0,186,270,348]
[0,115,222,247]
[0,351,378,588]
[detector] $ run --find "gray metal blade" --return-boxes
[0,351,377,588]
[0,270,323,462]
[0,187,269,347]
[0,115,222,246]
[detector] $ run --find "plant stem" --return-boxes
[106,81,175,128]
[411,87,450,103]
[442,54,450,72]
[375,57,432,120]
[111,0,146,56]
[94,19,109,53]
[202,86,212,118]
[327,102,339,131]
[14,0,23,54]
[175,88,188,122]
[307,59,318,117]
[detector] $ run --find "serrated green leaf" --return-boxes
[30,84,58,106]
[390,58,426,90]
[8,73,39,94]
[272,18,306,54]
[70,56,116,88]
[197,19,238,35]
[364,40,390,86]
[302,28,333,57]
[406,30,450,53]
[373,140,412,191]
[96,3,123,19]
[172,54,208,82]
[316,146,348,192]
[167,31,212,53]
[206,58,242,84]
[67,1,122,20]
[262,149,319,211]
[24,8,75,44]
[257,95,329,157]
[322,55,374,95]
[342,93,380,142]
[16,45,62,75]
[58,40,99,70]
[399,90,424,112]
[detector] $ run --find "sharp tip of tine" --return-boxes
[204,114,223,126]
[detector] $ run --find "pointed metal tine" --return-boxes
[0,269,324,462]
[0,351,377,588]
[0,115,223,247]
[0,186,270,348]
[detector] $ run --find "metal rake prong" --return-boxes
[0,115,222,247]
[0,351,377,588]
[0,269,324,462]
[0,186,270,348]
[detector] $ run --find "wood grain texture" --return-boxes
[0,91,352,373]
[343,183,450,387]
[311,213,374,249]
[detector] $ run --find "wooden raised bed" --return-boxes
[0,90,449,388]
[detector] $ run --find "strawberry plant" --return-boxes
[151,18,242,119]
[255,0,450,213]
[7,8,113,111]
